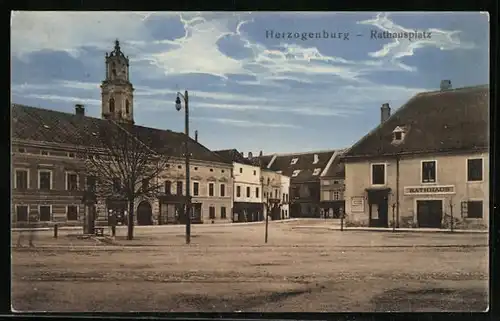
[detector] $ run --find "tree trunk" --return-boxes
[127,200,134,240]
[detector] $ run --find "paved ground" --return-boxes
[11,219,489,312]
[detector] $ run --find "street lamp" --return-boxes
[260,176,271,244]
[175,90,191,245]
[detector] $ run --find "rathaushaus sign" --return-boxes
[403,185,455,195]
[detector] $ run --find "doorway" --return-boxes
[137,201,153,226]
[416,200,443,228]
[369,198,389,227]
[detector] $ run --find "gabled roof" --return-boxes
[213,149,254,165]
[323,149,347,178]
[11,104,231,164]
[265,150,337,183]
[343,85,489,159]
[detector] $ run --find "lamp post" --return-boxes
[175,90,191,245]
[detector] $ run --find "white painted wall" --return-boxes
[233,162,262,203]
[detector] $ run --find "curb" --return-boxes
[11,218,301,232]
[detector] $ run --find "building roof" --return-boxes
[343,85,489,159]
[323,150,347,179]
[11,104,231,164]
[213,149,254,165]
[265,150,337,183]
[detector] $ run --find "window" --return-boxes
[176,181,183,195]
[15,169,28,189]
[333,180,339,184]
[112,69,116,78]
[112,178,121,193]
[86,176,97,192]
[256,187,260,198]
[109,98,115,113]
[208,183,214,196]
[66,173,78,191]
[210,168,213,172]
[467,158,483,182]
[68,152,76,158]
[221,206,227,219]
[18,148,26,153]
[246,186,250,198]
[253,170,256,175]
[464,200,483,218]
[312,168,321,176]
[220,184,226,197]
[239,168,243,174]
[394,131,402,140]
[286,194,289,202]
[333,191,340,200]
[41,150,49,156]
[236,186,241,197]
[142,178,149,192]
[165,180,172,194]
[292,170,301,177]
[125,100,130,114]
[371,164,385,185]
[39,206,51,222]
[221,169,225,173]
[38,170,52,190]
[67,205,78,221]
[421,161,436,183]
[275,189,278,199]
[290,158,298,165]
[178,165,182,169]
[16,205,28,222]
[194,167,198,170]
[209,206,216,219]
[313,154,319,164]
[193,182,199,196]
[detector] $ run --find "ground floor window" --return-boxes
[463,200,483,218]
[16,205,28,222]
[220,206,227,219]
[209,206,216,219]
[40,206,51,221]
[67,205,78,221]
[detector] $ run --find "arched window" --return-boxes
[112,69,116,78]
[125,100,130,114]
[109,98,115,113]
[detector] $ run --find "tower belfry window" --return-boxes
[109,98,115,113]
[125,100,130,114]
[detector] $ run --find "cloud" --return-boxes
[20,94,101,106]
[357,12,476,70]
[191,117,300,128]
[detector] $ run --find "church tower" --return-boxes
[101,39,134,124]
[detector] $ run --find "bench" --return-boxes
[94,227,104,236]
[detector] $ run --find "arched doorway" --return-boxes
[137,201,153,226]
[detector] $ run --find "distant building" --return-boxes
[342,83,489,229]
[214,149,263,222]
[11,40,233,227]
[320,149,347,218]
[259,150,338,218]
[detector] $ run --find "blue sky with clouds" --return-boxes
[11,12,489,154]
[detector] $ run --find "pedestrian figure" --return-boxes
[108,209,117,238]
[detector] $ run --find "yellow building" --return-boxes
[343,83,489,229]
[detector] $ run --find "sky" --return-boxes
[11,12,489,155]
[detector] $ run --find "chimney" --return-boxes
[194,130,198,142]
[259,150,263,157]
[381,103,391,123]
[440,80,452,91]
[75,104,85,116]
[248,152,253,160]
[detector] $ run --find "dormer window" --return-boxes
[313,154,319,164]
[392,126,407,143]
[312,168,321,176]
[292,170,301,177]
[290,158,298,165]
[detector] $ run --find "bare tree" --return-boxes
[78,120,171,240]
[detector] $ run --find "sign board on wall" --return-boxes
[350,196,365,212]
[403,185,455,195]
